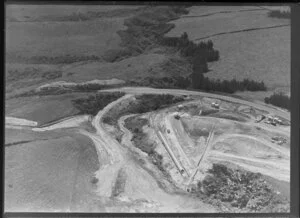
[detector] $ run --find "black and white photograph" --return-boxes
[4,2,292,214]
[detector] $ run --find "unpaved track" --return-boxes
[75,94,215,211]
[99,87,290,121]
[5,117,38,127]
[209,151,290,182]
[32,115,90,132]
[6,86,290,212]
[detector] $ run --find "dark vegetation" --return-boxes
[268,10,290,19]
[195,164,289,212]
[26,7,144,22]
[71,92,125,115]
[117,6,189,55]
[162,33,219,68]
[191,72,267,94]
[6,54,100,64]
[5,140,33,147]
[264,92,290,111]
[14,83,122,98]
[161,32,266,93]
[103,94,185,126]
[128,76,190,89]
[41,70,63,80]
[90,176,99,184]
[6,68,63,82]
[125,116,165,173]
[111,168,127,198]
[117,6,267,94]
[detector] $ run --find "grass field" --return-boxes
[181,6,261,17]
[6,5,142,22]
[6,17,125,60]
[165,6,290,91]
[166,9,289,40]
[5,130,100,212]
[206,26,290,90]
[5,93,91,125]
[60,53,169,82]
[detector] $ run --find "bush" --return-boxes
[118,6,189,55]
[268,10,290,19]
[72,92,125,115]
[130,76,190,89]
[125,116,166,173]
[42,70,63,79]
[27,55,100,64]
[162,33,219,76]
[90,176,99,184]
[264,92,290,111]
[198,164,289,212]
[192,72,266,93]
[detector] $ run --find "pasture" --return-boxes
[165,6,290,90]
[5,130,100,212]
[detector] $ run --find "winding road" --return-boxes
[5,86,290,212]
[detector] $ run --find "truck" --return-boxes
[211,102,220,109]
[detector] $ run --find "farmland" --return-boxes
[5,4,291,213]
[166,6,290,94]
[5,129,100,212]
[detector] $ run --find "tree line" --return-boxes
[161,32,266,93]
[264,92,290,110]
[161,32,219,74]
[191,73,266,93]
[268,10,290,19]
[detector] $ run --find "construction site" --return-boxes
[5,88,290,212]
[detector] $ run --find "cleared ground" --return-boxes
[5,88,290,212]
[5,4,291,213]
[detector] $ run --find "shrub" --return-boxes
[264,92,290,111]
[90,176,99,184]
[268,10,290,19]
[72,92,125,115]
[42,70,63,79]
[192,72,266,93]
[198,164,289,212]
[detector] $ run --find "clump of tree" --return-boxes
[191,72,266,93]
[134,94,185,113]
[6,68,41,82]
[71,92,125,115]
[117,6,189,55]
[268,10,290,19]
[264,92,290,110]
[42,70,63,80]
[195,164,289,212]
[129,76,190,89]
[162,32,219,74]
[27,55,100,64]
[125,116,165,172]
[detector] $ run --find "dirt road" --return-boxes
[99,87,290,121]
[6,86,290,212]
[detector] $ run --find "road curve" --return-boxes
[99,87,290,121]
